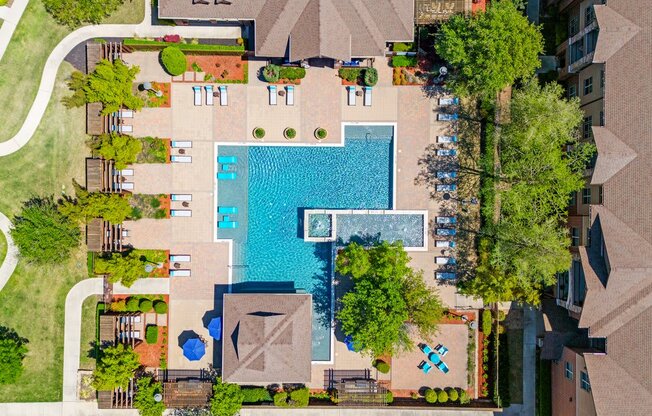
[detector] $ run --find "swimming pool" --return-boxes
[217,125,394,361]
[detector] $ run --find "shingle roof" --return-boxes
[221,293,312,383]
[158,0,413,61]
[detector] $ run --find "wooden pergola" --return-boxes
[99,313,144,348]
[86,218,124,253]
[97,379,135,409]
[335,379,389,407]
[162,380,213,408]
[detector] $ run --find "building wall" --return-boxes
[552,347,597,416]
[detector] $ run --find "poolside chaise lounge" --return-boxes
[121,182,134,190]
[112,109,134,118]
[364,87,372,106]
[437,113,459,121]
[437,135,458,143]
[170,269,191,277]
[436,240,456,248]
[218,156,237,164]
[437,149,457,156]
[111,125,133,133]
[435,344,449,357]
[122,229,129,237]
[436,184,457,192]
[347,86,356,106]
[115,169,133,176]
[418,360,433,374]
[171,141,192,148]
[436,272,457,280]
[269,85,277,105]
[420,344,433,354]
[219,86,228,106]
[171,194,192,201]
[217,172,237,180]
[439,97,459,106]
[218,220,239,228]
[436,228,457,236]
[435,361,450,374]
[193,86,202,106]
[170,254,191,262]
[171,155,192,163]
[171,210,192,217]
[437,171,457,179]
[286,85,294,105]
[436,216,456,224]
[218,206,238,214]
[205,85,214,106]
[435,256,456,265]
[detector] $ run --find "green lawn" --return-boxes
[0,230,6,265]
[507,328,524,404]
[79,296,100,370]
[0,0,145,144]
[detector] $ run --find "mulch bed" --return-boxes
[187,55,246,82]
[134,326,168,368]
[159,194,171,219]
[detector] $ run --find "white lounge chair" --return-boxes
[121,182,134,190]
[111,125,133,133]
[171,141,192,148]
[435,256,456,265]
[347,86,356,106]
[119,109,134,118]
[269,85,277,105]
[286,85,294,106]
[436,216,456,224]
[171,210,192,217]
[193,86,202,106]
[120,169,134,176]
[364,87,372,106]
[171,194,192,201]
[437,113,459,121]
[437,135,458,143]
[170,255,191,262]
[171,155,192,163]
[170,269,191,277]
[121,229,129,237]
[436,240,456,248]
[438,97,459,106]
[205,85,214,106]
[219,86,228,106]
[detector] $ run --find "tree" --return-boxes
[62,71,88,108]
[43,0,126,27]
[59,181,132,224]
[11,196,81,263]
[133,376,166,416]
[160,47,187,76]
[92,344,140,391]
[90,133,143,170]
[84,59,143,115]
[336,242,444,357]
[96,251,148,287]
[0,327,29,385]
[210,377,243,416]
[435,0,543,97]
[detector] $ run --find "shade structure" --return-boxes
[183,338,206,361]
[208,317,222,340]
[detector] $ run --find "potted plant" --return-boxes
[284,128,296,140]
[314,127,327,141]
[253,127,265,140]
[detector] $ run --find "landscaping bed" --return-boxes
[391,57,432,86]
[136,137,169,164]
[93,249,169,278]
[337,67,377,86]
[129,194,170,219]
[123,38,245,55]
[136,82,171,108]
[188,55,248,83]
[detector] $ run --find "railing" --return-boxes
[568,51,595,73]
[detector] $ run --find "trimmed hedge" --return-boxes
[482,309,492,335]
[447,388,459,402]
[253,127,265,139]
[161,47,187,76]
[337,67,377,86]
[364,67,378,86]
[139,299,153,312]
[425,388,437,403]
[437,389,448,403]
[284,128,296,139]
[242,387,272,403]
[385,391,393,404]
[373,359,390,374]
[279,66,306,80]
[126,297,140,311]
[145,325,158,344]
[392,42,415,52]
[124,38,245,55]
[315,128,327,140]
[262,64,280,83]
[459,389,470,404]
[392,55,418,68]
[274,388,309,407]
[153,300,168,314]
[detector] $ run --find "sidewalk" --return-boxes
[0,0,29,61]
[0,211,18,292]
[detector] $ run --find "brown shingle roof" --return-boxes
[221,293,312,383]
[158,0,413,61]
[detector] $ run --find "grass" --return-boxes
[506,328,524,404]
[536,354,552,416]
[0,229,6,265]
[123,38,245,53]
[79,296,100,370]
[0,0,145,143]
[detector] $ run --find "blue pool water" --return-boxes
[217,125,394,361]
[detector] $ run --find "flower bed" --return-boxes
[130,194,170,219]
[188,55,248,84]
[136,137,169,164]
[337,67,377,86]
[137,82,171,107]
[94,249,170,278]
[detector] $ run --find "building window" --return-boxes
[582,188,592,204]
[580,371,591,391]
[599,111,604,126]
[583,116,593,138]
[585,6,595,26]
[586,29,598,54]
[568,83,577,98]
[587,227,591,247]
[600,70,605,89]
[569,16,580,37]
[584,77,593,95]
[571,228,580,247]
[569,191,577,207]
[565,361,574,380]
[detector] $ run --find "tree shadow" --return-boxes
[177,330,199,349]
[311,243,333,329]
[0,326,28,345]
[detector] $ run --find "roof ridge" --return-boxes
[593,4,641,63]
[589,278,652,336]
[590,126,638,185]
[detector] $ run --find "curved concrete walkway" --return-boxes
[0,0,29,62]
[0,1,240,156]
[0,211,19,292]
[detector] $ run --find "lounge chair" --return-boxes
[364,87,372,106]
[269,85,277,105]
[286,85,294,105]
[347,86,356,106]
[435,344,449,357]
[435,240,456,248]
[436,184,457,192]
[437,135,458,143]
[170,269,191,277]
[171,210,192,217]
[111,125,133,133]
[171,141,192,148]
[436,228,456,236]
[115,169,133,176]
[437,113,459,121]
[217,172,236,180]
[420,344,434,355]
[193,86,202,106]
[435,361,450,374]
[428,352,442,365]
[218,206,238,214]
[205,85,214,106]
[171,155,192,163]
[218,156,237,164]
[436,216,456,224]
[418,360,433,374]
[121,182,134,190]
[436,272,457,280]
[218,220,239,228]
[170,254,191,262]
[437,171,457,179]
[435,256,456,265]
[117,109,134,118]
[219,86,228,106]
[171,194,192,201]
[438,97,460,106]
[121,229,129,237]
[436,149,457,156]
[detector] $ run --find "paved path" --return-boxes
[0,211,19,292]
[0,0,29,61]
[0,1,240,156]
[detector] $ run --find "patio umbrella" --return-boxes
[207,317,222,340]
[183,338,206,361]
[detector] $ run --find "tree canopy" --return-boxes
[95,251,148,287]
[84,59,144,115]
[92,344,140,391]
[90,133,143,170]
[59,181,132,224]
[336,242,444,357]
[0,327,29,385]
[210,378,243,416]
[11,196,81,263]
[43,0,126,28]
[133,376,166,416]
[435,0,543,97]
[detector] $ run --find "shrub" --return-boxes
[0,327,29,385]
[284,128,296,139]
[392,42,414,52]
[289,387,309,407]
[153,300,168,314]
[410,391,419,400]
[154,209,167,219]
[92,344,140,390]
[133,376,166,416]
[497,310,506,321]
[385,391,394,404]
[437,389,449,403]
[279,66,306,80]
[150,197,161,209]
[364,67,378,86]
[145,325,158,344]
[160,47,187,76]
[459,389,470,404]
[391,55,418,68]
[273,391,288,407]
[43,0,126,27]
[482,310,492,335]
[191,62,203,72]
[448,388,459,402]
[373,359,390,374]
[315,128,327,140]
[253,127,265,139]
[110,300,127,312]
[262,64,281,83]
[425,388,437,403]
[126,297,140,311]
[211,377,243,416]
[242,387,272,403]
[139,299,153,313]
[90,133,143,170]
[338,68,361,83]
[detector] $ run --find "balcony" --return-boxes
[568,51,594,73]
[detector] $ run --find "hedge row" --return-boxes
[123,39,245,55]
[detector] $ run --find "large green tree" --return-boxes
[95,251,148,287]
[92,344,140,391]
[59,181,132,224]
[0,327,29,385]
[90,133,143,170]
[43,0,126,28]
[435,0,543,97]
[11,196,81,263]
[210,377,243,416]
[337,242,444,357]
[133,376,166,416]
[84,59,143,115]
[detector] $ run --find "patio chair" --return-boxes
[435,256,456,265]
[171,141,192,148]
[436,272,457,280]
[364,87,372,106]
[121,229,129,237]
[427,352,442,365]
[419,343,434,355]
[170,269,191,277]
[269,85,277,105]
[438,97,459,106]
[436,184,457,192]
[121,182,134,190]
[171,210,192,217]
[436,228,457,236]
[120,109,134,118]
[436,149,457,157]
[218,220,239,229]
[286,85,294,106]
[219,86,228,106]
[435,240,456,248]
[205,85,214,106]
[437,135,458,143]
[120,169,134,176]
[436,171,457,179]
[169,255,191,262]
[347,86,356,106]
[193,86,202,106]
[436,216,456,224]
[218,156,237,164]
[435,360,450,374]
[218,206,238,214]
[171,155,192,163]
[418,360,433,374]
[435,344,449,357]
[217,172,237,180]
[437,113,459,121]
[171,194,192,201]
[111,125,133,133]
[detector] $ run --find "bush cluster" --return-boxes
[139,299,153,312]
[274,387,309,407]
[423,388,467,404]
[338,68,361,83]
[279,66,306,80]
[262,64,281,83]
[145,325,158,344]
[363,67,378,86]
[160,46,187,76]
[373,359,390,374]
[241,387,272,403]
[153,300,168,314]
[337,67,378,86]
[391,55,418,68]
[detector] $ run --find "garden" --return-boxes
[88,134,170,169]
[261,64,306,84]
[129,194,170,220]
[337,67,378,87]
[91,249,169,287]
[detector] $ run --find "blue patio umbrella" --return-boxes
[208,317,222,340]
[344,335,356,352]
[183,338,206,361]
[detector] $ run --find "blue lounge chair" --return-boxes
[419,360,432,374]
[217,172,236,180]
[428,352,442,365]
[436,216,456,224]
[437,171,458,179]
[420,344,433,355]
[436,228,457,236]
[436,272,457,280]
[437,184,457,192]
[436,361,450,374]
[218,221,239,229]
[218,206,238,214]
[218,156,237,164]
[437,113,459,121]
[437,149,457,156]
[435,344,449,357]
[221,164,231,171]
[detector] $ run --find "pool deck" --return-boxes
[121,52,480,391]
